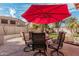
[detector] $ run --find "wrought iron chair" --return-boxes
[32,33,47,56]
[48,32,65,56]
[22,32,32,52]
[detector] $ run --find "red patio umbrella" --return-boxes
[22,4,71,24]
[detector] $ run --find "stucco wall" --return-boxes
[0,16,27,35]
[0,26,4,35]
[0,35,4,45]
[0,25,27,35]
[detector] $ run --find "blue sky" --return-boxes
[0,3,79,22]
[0,3,31,17]
[0,3,31,22]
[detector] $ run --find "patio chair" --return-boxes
[48,32,65,56]
[22,32,32,52]
[32,33,47,56]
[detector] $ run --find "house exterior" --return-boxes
[0,16,28,45]
[0,16,27,35]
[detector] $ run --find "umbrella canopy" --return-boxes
[22,4,71,24]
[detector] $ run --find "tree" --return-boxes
[54,22,61,32]
[65,17,78,33]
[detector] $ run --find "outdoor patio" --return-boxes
[0,36,79,56]
[0,3,79,56]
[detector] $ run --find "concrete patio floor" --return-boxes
[0,37,79,56]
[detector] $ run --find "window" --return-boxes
[1,19,8,24]
[10,20,16,24]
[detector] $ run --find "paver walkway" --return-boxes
[0,37,79,56]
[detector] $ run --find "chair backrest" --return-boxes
[22,32,26,41]
[57,32,65,49]
[29,32,32,40]
[32,33,46,50]
[22,32,32,44]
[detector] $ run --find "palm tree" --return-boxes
[66,17,78,33]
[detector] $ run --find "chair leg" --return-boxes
[50,50,64,56]
[33,50,47,56]
[44,49,47,55]
[23,47,30,52]
[23,45,32,52]
[58,51,64,56]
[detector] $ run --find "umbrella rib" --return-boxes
[32,5,63,14]
[50,16,61,21]
[44,13,70,15]
[25,13,70,19]
[28,15,40,22]
[47,5,67,12]
[25,13,70,17]
[46,13,69,16]
[31,6,44,14]
[25,4,68,16]
[26,13,41,16]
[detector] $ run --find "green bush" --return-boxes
[73,33,79,37]
[48,33,58,40]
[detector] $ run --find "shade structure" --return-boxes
[22,4,71,24]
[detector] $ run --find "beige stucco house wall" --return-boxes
[0,16,27,45]
[0,16,27,35]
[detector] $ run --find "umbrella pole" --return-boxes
[41,24,43,32]
[41,24,46,32]
[41,24,45,32]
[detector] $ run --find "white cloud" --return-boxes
[20,17,28,23]
[9,8,16,18]
[68,3,76,12]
